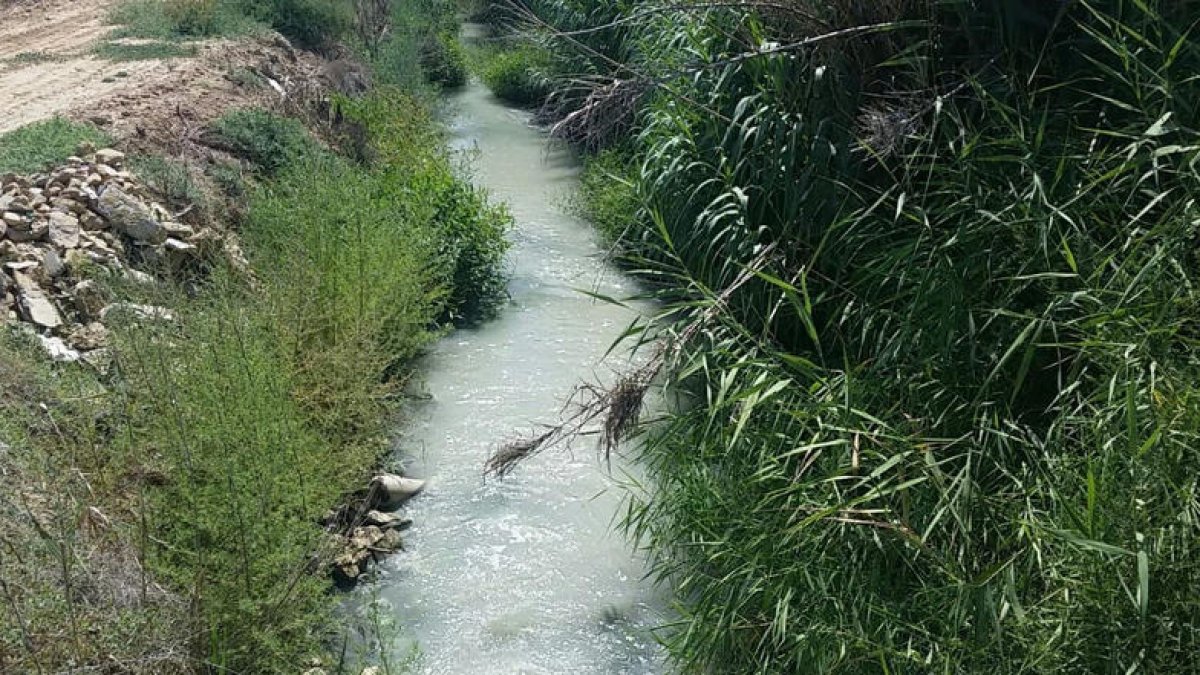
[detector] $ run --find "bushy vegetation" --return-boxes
[370,0,469,91]
[419,31,467,88]
[106,0,263,40]
[106,0,348,48]
[332,92,511,322]
[476,44,553,106]
[1,11,509,669]
[0,117,110,173]
[208,108,321,175]
[572,146,638,243]
[260,0,352,50]
[485,0,1200,672]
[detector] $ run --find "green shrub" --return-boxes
[209,108,321,175]
[336,90,511,323]
[478,45,553,106]
[420,32,468,88]
[370,0,466,91]
[114,280,367,673]
[0,117,110,174]
[106,0,262,39]
[258,0,352,50]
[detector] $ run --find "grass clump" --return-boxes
[420,31,468,88]
[208,108,320,175]
[259,0,352,50]
[0,117,110,174]
[94,40,199,61]
[7,50,63,65]
[573,147,639,243]
[106,0,349,49]
[106,0,262,39]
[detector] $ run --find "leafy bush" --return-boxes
[478,45,553,106]
[257,0,352,50]
[420,32,468,88]
[106,0,262,39]
[0,117,110,174]
[208,108,320,175]
[336,90,511,323]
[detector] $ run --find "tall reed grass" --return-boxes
[485,0,1200,671]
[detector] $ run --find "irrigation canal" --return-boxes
[352,24,667,674]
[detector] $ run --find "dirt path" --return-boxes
[0,0,171,133]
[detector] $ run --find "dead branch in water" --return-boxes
[485,243,778,477]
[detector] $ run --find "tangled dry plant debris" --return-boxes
[486,243,779,477]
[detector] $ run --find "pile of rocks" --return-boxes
[330,508,412,584]
[326,473,425,585]
[0,145,240,363]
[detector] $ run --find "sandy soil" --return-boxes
[0,0,182,133]
[1,0,327,153]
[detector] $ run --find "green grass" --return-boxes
[106,0,263,40]
[0,117,110,174]
[420,31,468,88]
[105,0,349,48]
[207,108,320,175]
[370,0,469,91]
[6,50,63,65]
[94,40,199,61]
[572,147,639,243]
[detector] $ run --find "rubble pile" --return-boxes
[323,473,425,585]
[0,144,244,363]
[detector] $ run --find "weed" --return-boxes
[94,41,199,62]
[106,0,262,40]
[257,0,353,50]
[420,32,468,88]
[224,65,264,88]
[0,117,110,174]
[572,147,639,243]
[7,50,62,65]
[476,44,553,106]
[207,108,320,175]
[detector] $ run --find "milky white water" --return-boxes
[355,30,666,674]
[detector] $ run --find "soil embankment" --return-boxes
[0,2,501,671]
